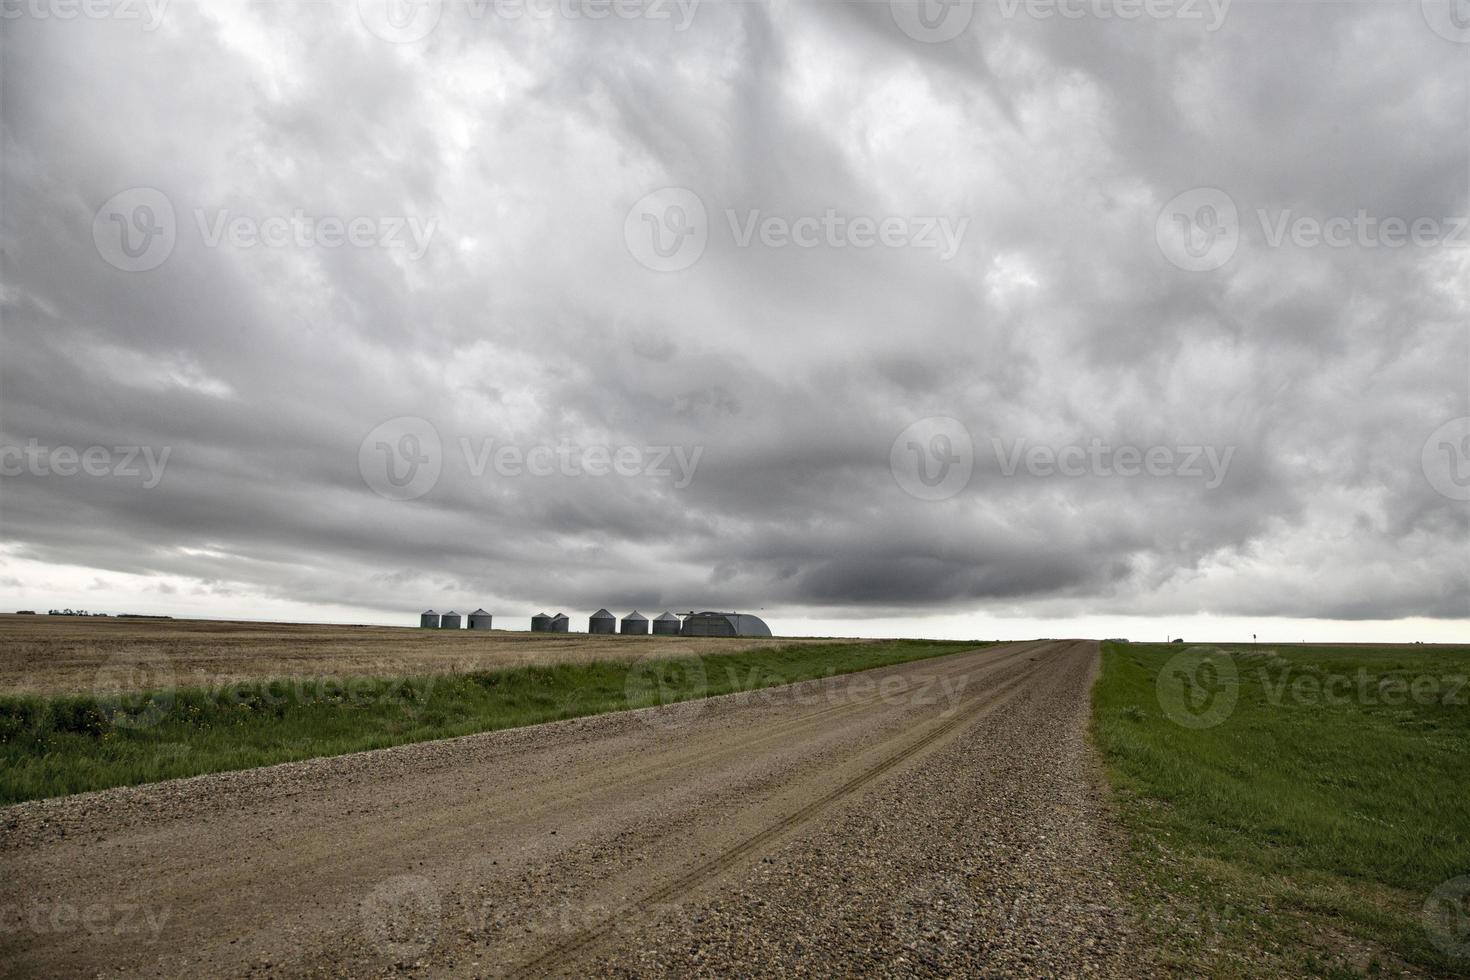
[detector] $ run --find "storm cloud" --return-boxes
[1,0,1466,633]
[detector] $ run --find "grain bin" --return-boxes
[530,612,551,632]
[621,610,649,635]
[589,608,616,634]
[420,610,440,629]
[468,609,493,630]
[550,613,570,633]
[440,610,462,629]
[652,612,680,635]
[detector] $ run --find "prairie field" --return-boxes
[1093,641,1470,978]
[0,614,864,696]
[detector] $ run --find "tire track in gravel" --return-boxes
[0,640,1101,979]
[32,641,1044,924]
[508,651,1052,978]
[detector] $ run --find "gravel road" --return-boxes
[0,640,1135,977]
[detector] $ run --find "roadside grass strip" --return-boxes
[1093,642,1470,978]
[0,639,985,804]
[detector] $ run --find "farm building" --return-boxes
[440,610,462,629]
[681,611,772,637]
[420,610,440,629]
[530,612,552,632]
[550,613,570,633]
[652,611,680,635]
[621,610,649,635]
[589,609,616,634]
[468,609,493,630]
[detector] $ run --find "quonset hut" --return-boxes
[420,610,440,629]
[621,610,649,635]
[680,611,772,637]
[589,609,616,634]
[652,611,681,635]
[440,610,462,629]
[550,613,570,633]
[468,609,493,630]
[530,612,552,632]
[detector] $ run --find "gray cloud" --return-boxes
[0,0,1465,630]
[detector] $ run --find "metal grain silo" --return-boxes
[440,610,462,629]
[420,609,440,629]
[652,612,680,635]
[621,610,649,635]
[589,608,616,634]
[550,613,570,633]
[468,609,493,630]
[530,612,551,632]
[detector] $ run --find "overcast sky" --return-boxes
[1,0,1467,641]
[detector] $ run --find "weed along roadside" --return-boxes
[0,639,987,804]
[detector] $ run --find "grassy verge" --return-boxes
[1093,642,1470,978]
[0,638,985,805]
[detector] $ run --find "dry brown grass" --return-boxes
[0,615,864,695]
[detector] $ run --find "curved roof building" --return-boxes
[679,611,772,638]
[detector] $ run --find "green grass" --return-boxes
[1093,642,1470,978]
[0,638,985,805]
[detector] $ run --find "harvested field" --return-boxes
[0,615,865,696]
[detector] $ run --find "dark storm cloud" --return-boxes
[0,0,1465,625]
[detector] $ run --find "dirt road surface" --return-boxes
[0,640,1135,977]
